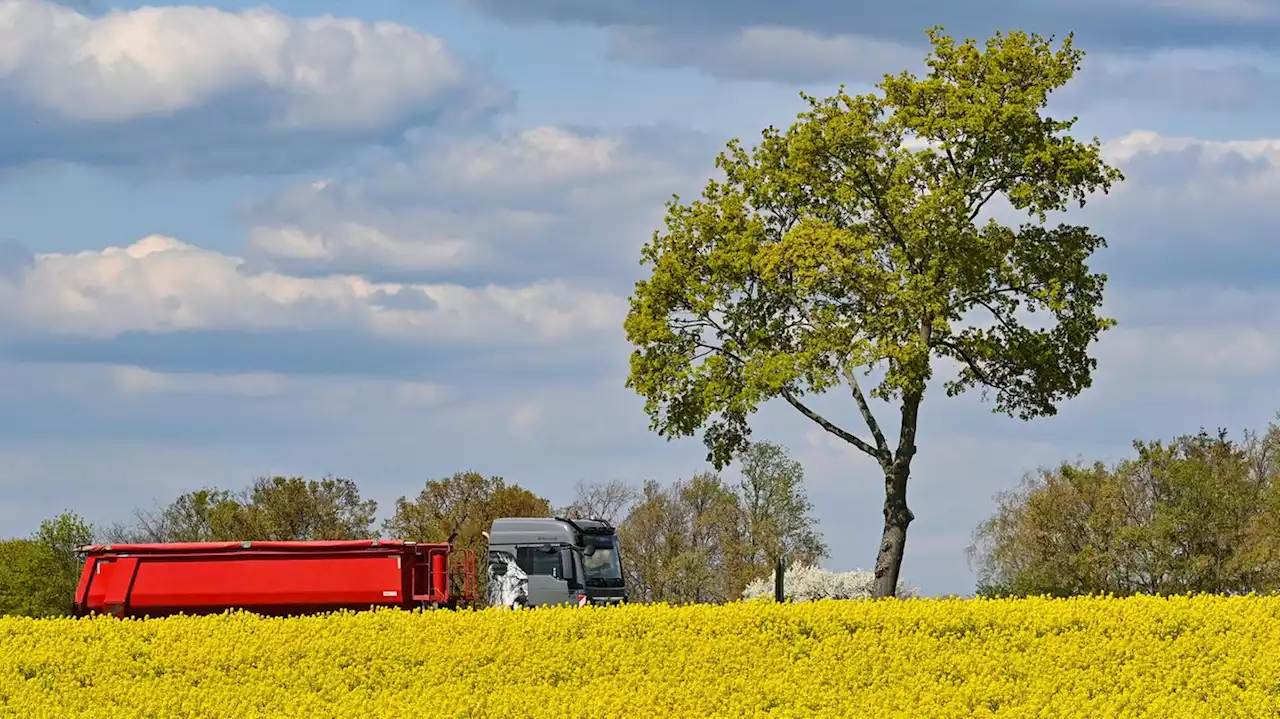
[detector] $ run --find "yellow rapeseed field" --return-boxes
[2,595,1279,718]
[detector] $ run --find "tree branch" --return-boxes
[935,338,1010,390]
[841,364,890,457]
[691,316,890,466]
[966,281,1047,304]
[973,297,1020,335]
[779,387,885,463]
[851,164,913,262]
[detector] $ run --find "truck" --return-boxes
[484,517,627,608]
[71,516,628,618]
[72,539,478,619]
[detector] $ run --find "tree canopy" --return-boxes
[0,512,94,617]
[112,476,378,543]
[615,441,827,603]
[624,26,1121,596]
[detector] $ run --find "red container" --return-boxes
[73,540,477,618]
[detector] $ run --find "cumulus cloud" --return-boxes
[1088,131,1279,287]
[243,124,716,283]
[0,234,625,343]
[0,0,509,173]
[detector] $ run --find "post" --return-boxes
[774,557,785,603]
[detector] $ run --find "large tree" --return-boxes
[623,27,1122,597]
[110,488,241,543]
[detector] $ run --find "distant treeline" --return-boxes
[1,441,827,616]
[7,417,1280,618]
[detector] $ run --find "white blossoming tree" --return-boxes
[742,564,920,602]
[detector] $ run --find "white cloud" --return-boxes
[1063,47,1280,113]
[506,402,543,438]
[959,131,1280,255]
[1104,130,1280,169]
[0,234,626,343]
[442,126,628,189]
[0,0,508,171]
[244,124,713,280]
[246,224,481,273]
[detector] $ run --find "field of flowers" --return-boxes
[2,595,1279,718]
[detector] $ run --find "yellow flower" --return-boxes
[2,596,1279,718]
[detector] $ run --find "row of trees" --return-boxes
[0,441,826,616]
[10,416,1280,616]
[969,417,1280,597]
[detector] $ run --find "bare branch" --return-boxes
[841,364,890,457]
[779,387,885,463]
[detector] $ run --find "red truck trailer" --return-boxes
[73,539,478,618]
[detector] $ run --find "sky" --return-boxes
[1,0,1278,597]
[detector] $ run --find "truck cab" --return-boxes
[486,517,626,607]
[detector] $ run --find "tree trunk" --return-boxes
[872,464,914,598]
[872,389,922,599]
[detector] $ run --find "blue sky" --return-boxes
[1,0,1278,596]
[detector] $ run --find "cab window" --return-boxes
[516,547,563,578]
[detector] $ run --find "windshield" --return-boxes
[582,535,623,586]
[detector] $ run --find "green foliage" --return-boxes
[115,477,378,543]
[384,471,552,547]
[735,441,827,570]
[0,539,44,617]
[234,476,378,541]
[617,441,826,603]
[625,26,1120,469]
[619,473,741,604]
[624,25,1120,598]
[0,512,95,617]
[968,421,1280,597]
